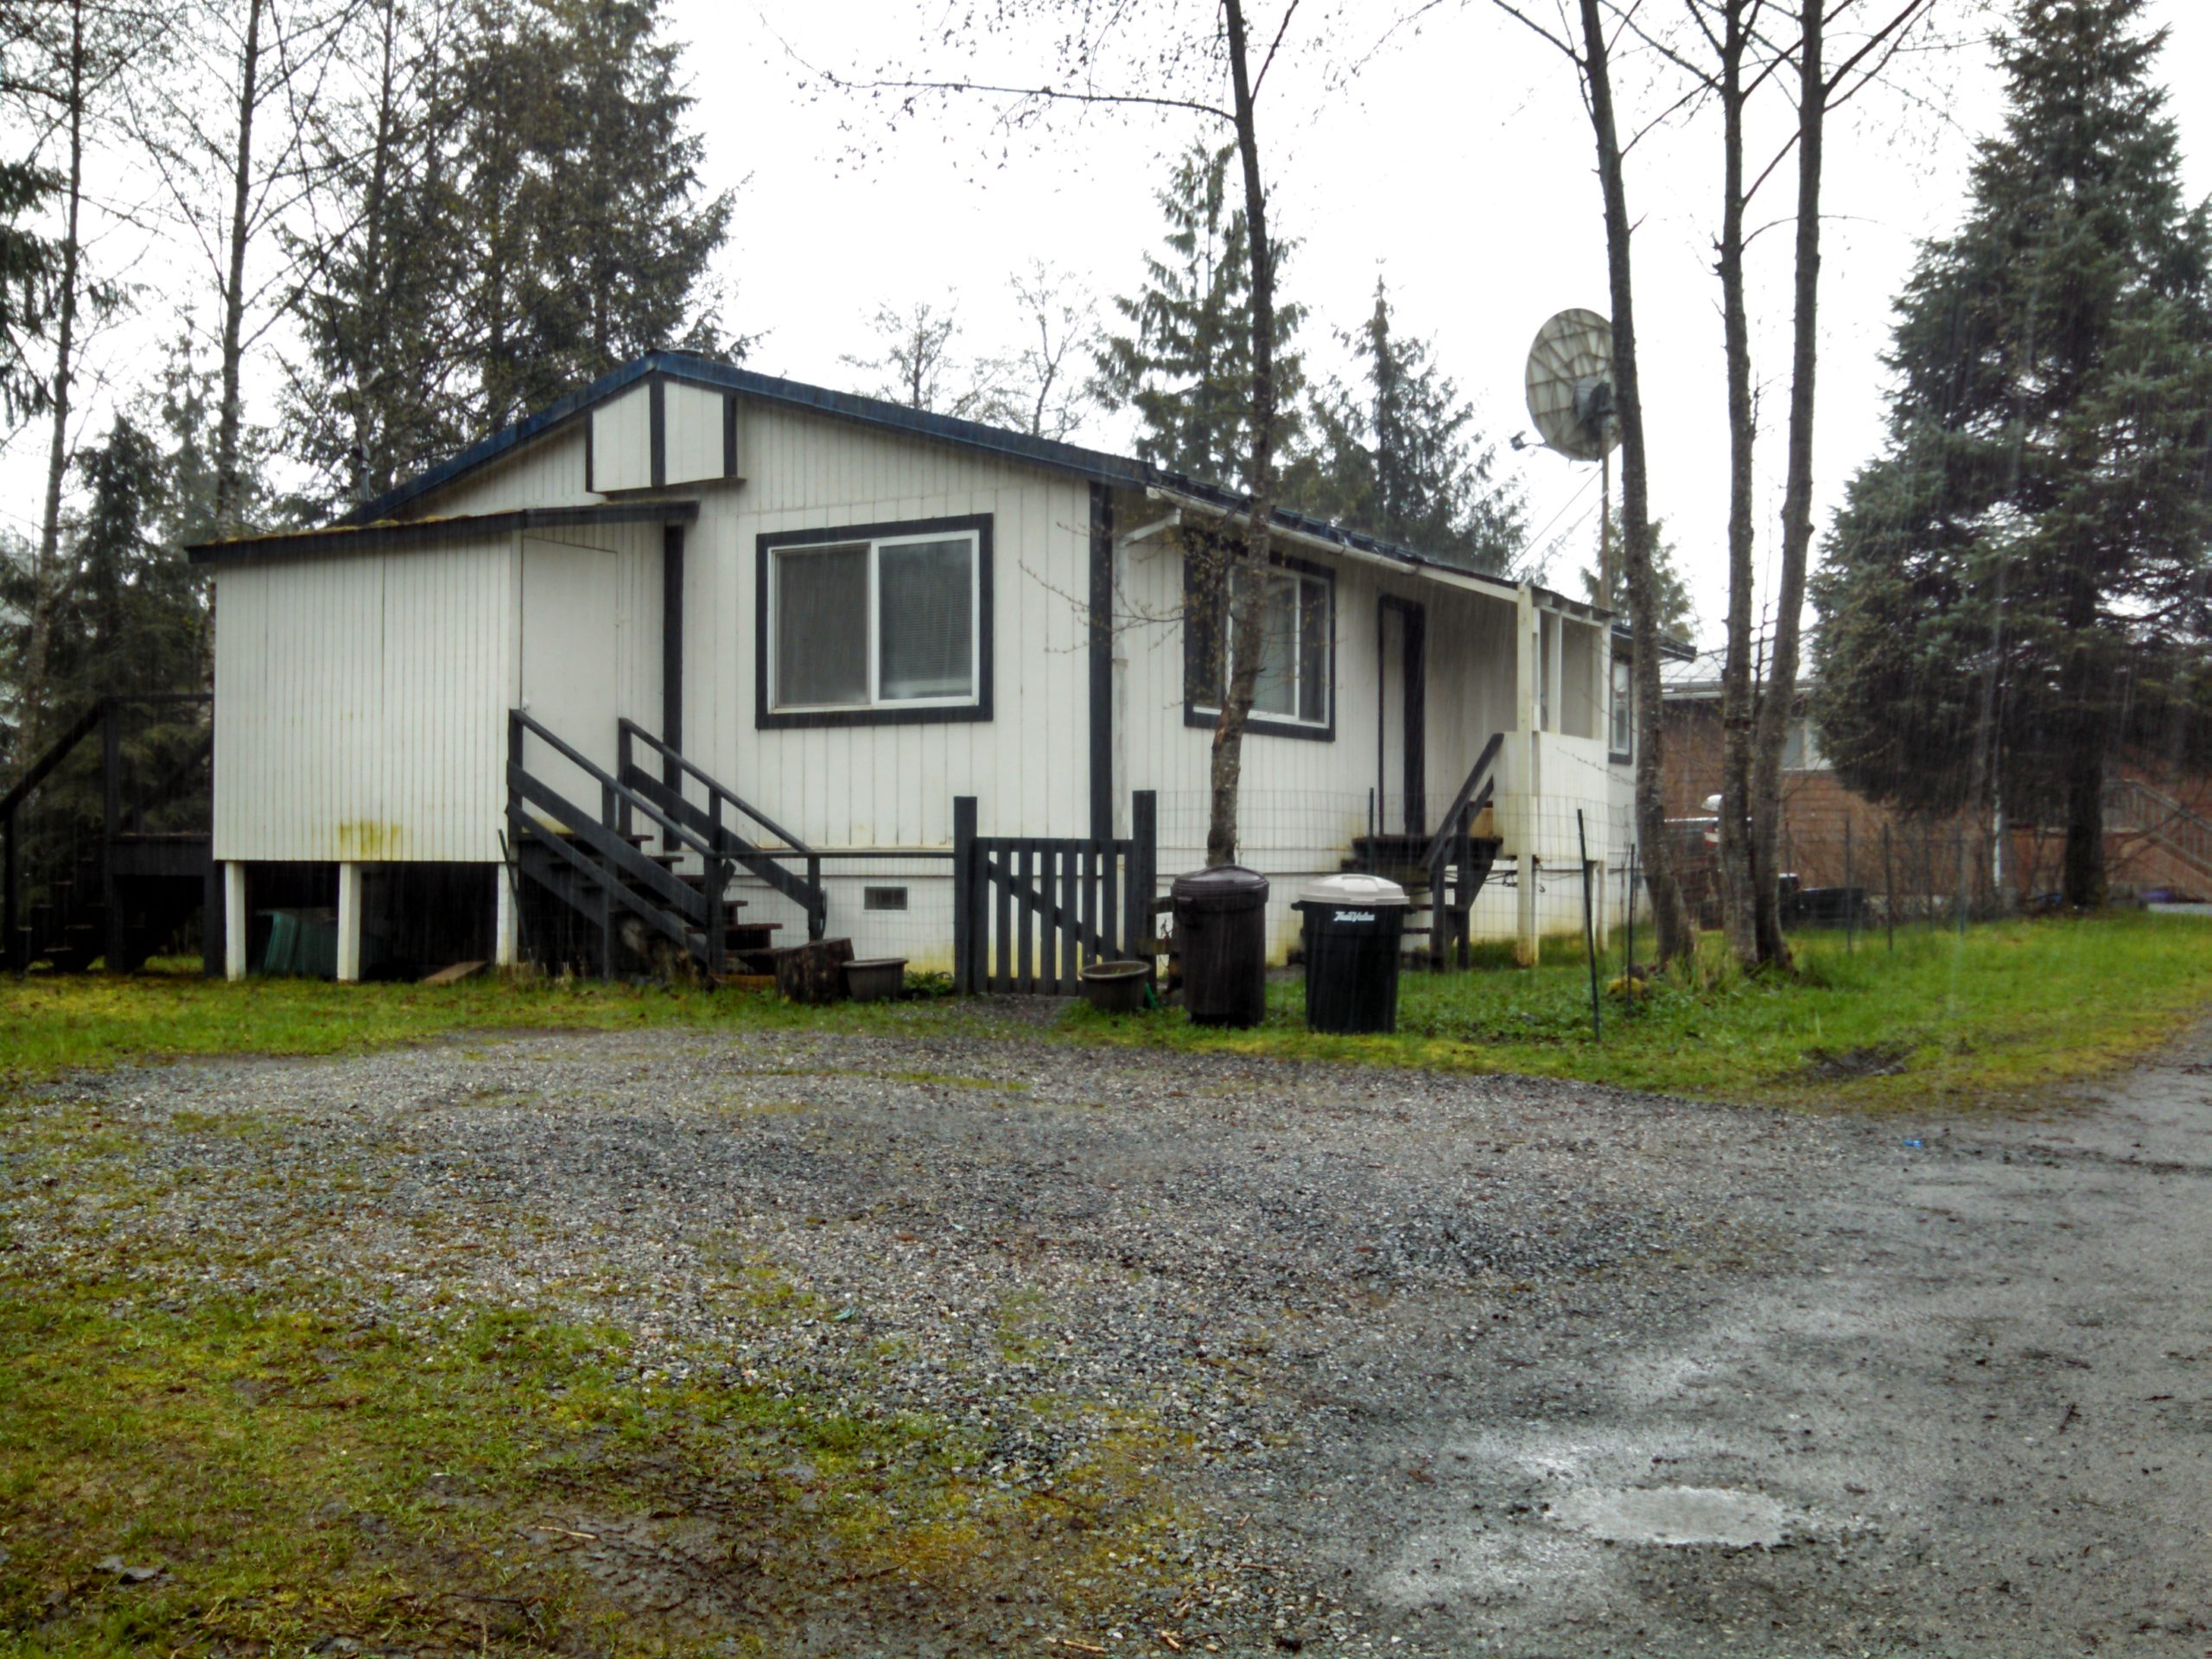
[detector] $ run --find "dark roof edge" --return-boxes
[336,351,1527,588]
[188,501,699,565]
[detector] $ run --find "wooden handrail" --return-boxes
[618,718,815,854]
[510,709,714,865]
[1420,731,1504,874]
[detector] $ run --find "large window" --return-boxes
[1185,558,1333,738]
[757,516,992,728]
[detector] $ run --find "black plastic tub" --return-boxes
[1078,959,1152,1014]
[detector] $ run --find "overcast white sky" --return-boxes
[7,0,2209,650]
[676,0,2212,644]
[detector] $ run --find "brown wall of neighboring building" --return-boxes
[1660,702,2211,909]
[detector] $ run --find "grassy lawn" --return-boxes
[0,910,2204,1107]
[0,1276,1178,1656]
[0,965,951,1090]
[1064,910,2212,1105]
[3,914,2206,1652]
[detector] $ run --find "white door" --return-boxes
[519,537,620,825]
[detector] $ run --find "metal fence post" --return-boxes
[1844,817,1855,954]
[952,796,977,994]
[1883,822,1895,954]
[100,700,121,972]
[1577,809,1600,1042]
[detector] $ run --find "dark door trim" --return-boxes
[1378,594,1427,839]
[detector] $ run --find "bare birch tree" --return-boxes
[1493,0,1699,962]
[813,1,1306,865]
[130,0,363,537]
[16,0,165,759]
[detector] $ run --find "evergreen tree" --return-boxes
[1293,280,1524,572]
[466,0,733,427]
[1810,0,2212,906]
[1094,140,1302,487]
[1580,509,1698,642]
[288,0,475,512]
[0,418,207,798]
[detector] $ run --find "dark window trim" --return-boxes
[755,513,994,730]
[648,373,668,489]
[1181,548,1337,744]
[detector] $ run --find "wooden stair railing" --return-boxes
[1418,732,1505,971]
[507,709,733,976]
[616,720,828,942]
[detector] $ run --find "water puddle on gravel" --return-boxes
[1548,1484,1789,1548]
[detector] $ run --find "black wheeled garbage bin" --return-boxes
[1296,873,1409,1034]
[1172,864,1270,1027]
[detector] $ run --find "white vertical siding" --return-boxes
[213,538,518,862]
[680,404,1093,853]
[664,382,727,485]
[213,524,663,864]
[590,384,652,491]
[429,427,596,516]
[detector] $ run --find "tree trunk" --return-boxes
[213,0,264,537]
[2061,741,2105,908]
[1749,0,1826,969]
[23,0,87,764]
[1205,0,1277,869]
[1715,0,1760,968]
[1580,0,1694,963]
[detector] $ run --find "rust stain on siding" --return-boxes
[335,821,406,860]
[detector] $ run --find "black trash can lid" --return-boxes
[1171,863,1270,903]
[1298,873,1409,909]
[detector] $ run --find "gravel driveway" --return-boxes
[10,1013,2210,1656]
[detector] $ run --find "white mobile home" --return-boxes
[192,352,1646,983]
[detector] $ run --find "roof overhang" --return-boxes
[188,501,700,566]
[1144,485,1526,604]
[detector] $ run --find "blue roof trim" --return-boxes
[339,350,1537,592]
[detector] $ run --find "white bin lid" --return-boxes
[1299,872,1409,908]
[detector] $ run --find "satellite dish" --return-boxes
[1523,308,1620,462]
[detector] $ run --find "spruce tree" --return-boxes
[1811,0,2212,906]
[289,0,474,512]
[1294,280,1524,572]
[1580,509,1697,642]
[1095,140,1302,487]
[471,0,732,426]
[0,418,207,809]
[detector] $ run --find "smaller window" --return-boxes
[1783,716,1825,772]
[1190,563,1332,731]
[1610,655,1634,759]
[863,886,908,912]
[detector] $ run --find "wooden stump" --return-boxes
[772,938,855,1003]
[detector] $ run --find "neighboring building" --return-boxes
[1660,646,2212,912]
[190,351,1653,984]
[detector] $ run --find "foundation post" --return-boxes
[336,862,365,982]
[223,862,248,982]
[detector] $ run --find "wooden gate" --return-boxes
[952,792,1157,995]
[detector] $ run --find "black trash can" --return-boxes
[1172,864,1271,1027]
[1296,873,1409,1034]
